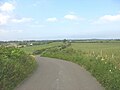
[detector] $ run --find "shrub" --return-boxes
[0,47,37,90]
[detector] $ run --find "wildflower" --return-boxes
[112,54,114,58]
[105,62,107,64]
[109,70,112,72]
[101,58,105,61]
[105,55,107,58]
[109,70,112,73]
[97,55,100,58]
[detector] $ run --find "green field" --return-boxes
[70,43,120,67]
[21,42,62,54]
[41,42,120,90]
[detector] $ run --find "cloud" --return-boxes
[0,2,14,25]
[93,14,120,24]
[0,13,10,25]
[0,29,23,35]
[0,2,15,12]
[12,18,33,23]
[64,14,78,20]
[0,2,33,25]
[46,17,58,22]
[100,14,120,21]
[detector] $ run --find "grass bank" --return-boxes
[0,47,37,90]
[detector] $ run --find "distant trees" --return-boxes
[63,39,67,44]
[63,39,71,46]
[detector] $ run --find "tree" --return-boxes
[63,39,67,44]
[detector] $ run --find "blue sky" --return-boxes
[0,0,120,40]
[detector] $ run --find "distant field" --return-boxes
[22,42,120,66]
[70,43,120,66]
[71,43,120,53]
[21,42,62,54]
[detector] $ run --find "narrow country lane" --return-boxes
[15,56,104,90]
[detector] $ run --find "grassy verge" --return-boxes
[0,47,37,90]
[41,44,120,90]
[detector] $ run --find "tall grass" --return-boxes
[41,43,120,90]
[0,47,37,90]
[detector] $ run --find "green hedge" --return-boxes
[0,47,37,90]
[33,43,71,55]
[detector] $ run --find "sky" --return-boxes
[0,0,120,40]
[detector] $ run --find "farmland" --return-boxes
[41,41,120,90]
[71,43,120,66]
[21,42,63,54]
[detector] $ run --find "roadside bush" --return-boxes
[33,43,70,55]
[0,47,37,90]
[33,48,46,55]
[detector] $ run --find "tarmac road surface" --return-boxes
[15,56,104,90]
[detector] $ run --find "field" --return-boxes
[21,42,62,54]
[40,42,120,90]
[71,43,120,66]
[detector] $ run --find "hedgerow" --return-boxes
[0,47,37,90]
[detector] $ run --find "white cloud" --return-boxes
[100,14,120,21]
[93,14,120,24]
[0,2,15,12]
[64,14,78,20]
[46,17,58,22]
[0,2,33,25]
[0,2,14,25]
[12,18,33,23]
[0,29,23,34]
[0,13,10,25]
